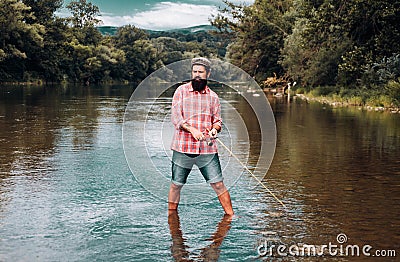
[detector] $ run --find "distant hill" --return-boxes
[97,26,119,35]
[147,25,218,34]
[96,24,228,58]
[96,25,218,36]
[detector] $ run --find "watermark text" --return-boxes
[257,233,397,258]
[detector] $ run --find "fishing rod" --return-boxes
[212,137,287,209]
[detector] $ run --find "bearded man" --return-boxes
[168,57,234,215]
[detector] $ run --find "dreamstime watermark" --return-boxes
[257,233,397,258]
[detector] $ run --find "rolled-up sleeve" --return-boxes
[171,87,185,130]
[212,96,222,129]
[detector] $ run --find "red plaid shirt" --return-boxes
[171,82,222,154]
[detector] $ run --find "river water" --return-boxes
[0,84,399,261]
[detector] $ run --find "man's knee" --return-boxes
[210,181,226,193]
[170,183,183,191]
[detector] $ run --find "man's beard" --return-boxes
[191,78,207,92]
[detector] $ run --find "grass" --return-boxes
[294,85,400,112]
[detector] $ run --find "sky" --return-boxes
[60,0,255,30]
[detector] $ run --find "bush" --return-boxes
[365,95,393,108]
[362,53,400,87]
[385,80,400,106]
[339,87,361,97]
[346,96,364,106]
[295,87,306,94]
[309,86,338,97]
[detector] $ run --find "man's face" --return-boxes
[191,65,209,80]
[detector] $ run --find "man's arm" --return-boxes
[171,87,186,129]
[182,123,205,141]
[209,95,222,138]
[171,88,204,141]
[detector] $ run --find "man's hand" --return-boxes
[190,127,205,141]
[182,123,205,141]
[207,128,218,139]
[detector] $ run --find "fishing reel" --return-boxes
[205,137,215,146]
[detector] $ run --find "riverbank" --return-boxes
[295,93,400,114]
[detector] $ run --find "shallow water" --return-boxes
[0,85,399,261]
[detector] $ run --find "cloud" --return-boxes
[101,2,218,30]
[57,1,256,30]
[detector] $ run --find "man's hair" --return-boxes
[191,57,211,72]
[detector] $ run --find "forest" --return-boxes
[1,0,399,106]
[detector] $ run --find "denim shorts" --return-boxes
[171,150,223,185]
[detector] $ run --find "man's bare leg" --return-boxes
[218,191,234,215]
[211,181,234,215]
[168,183,183,215]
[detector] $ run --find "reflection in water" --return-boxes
[0,86,59,178]
[168,211,232,261]
[198,214,233,261]
[0,85,132,208]
[0,85,132,177]
[168,211,190,261]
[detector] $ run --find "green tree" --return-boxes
[0,0,45,80]
[151,37,184,64]
[114,25,161,84]
[281,0,400,88]
[32,17,70,82]
[63,0,104,83]
[66,0,102,46]
[338,0,400,87]
[22,0,68,82]
[214,0,399,91]
[23,0,63,24]
[84,38,125,83]
[281,0,352,86]
[66,0,101,28]
[64,38,93,82]
[212,0,295,80]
